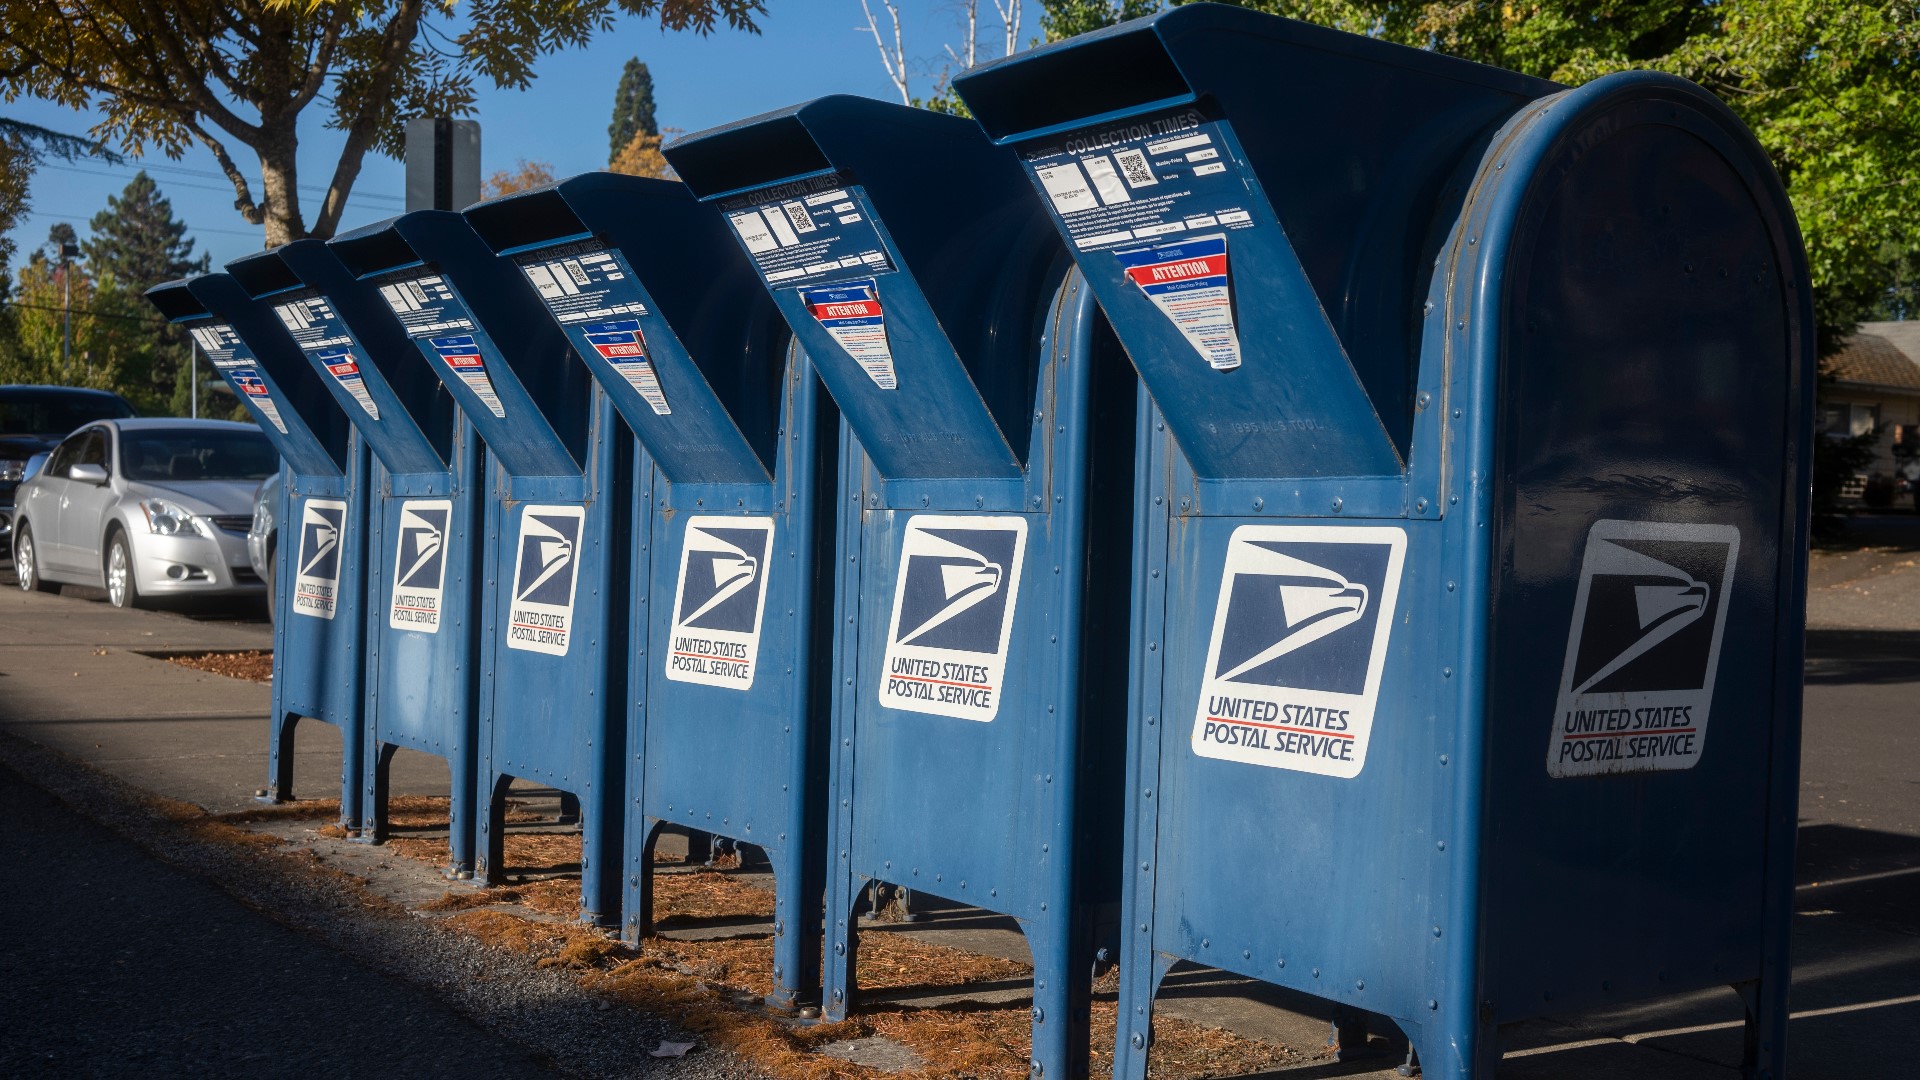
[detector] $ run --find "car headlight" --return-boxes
[0,459,24,482]
[140,498,206,537]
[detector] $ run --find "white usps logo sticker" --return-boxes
[1192,525,1407,778]
[388,500,450,633]
[1548,520,1739,778]
[879,515,1028,722]
[293,499,347,620]
[507,505,585,656]
[667,516,775,691]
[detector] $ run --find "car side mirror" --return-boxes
[68,463,109,485]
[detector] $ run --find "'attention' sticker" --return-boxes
[801,278,896,389]
[1116,234,1241,370]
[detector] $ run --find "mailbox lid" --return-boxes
[146,274,349,478]
[330,211,590,480]
[228,241,457,479]
[956,4,1554,479]
[462,174,782,487]
[669,96,1067,481]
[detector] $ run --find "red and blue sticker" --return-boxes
[580,319,670,415]
[228,368,289,434]
[799,278,897,390]
[316,347,382,419]
[1114,234,1242,371]
[428,334,506,418]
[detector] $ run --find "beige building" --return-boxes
[1821,320,1920,499]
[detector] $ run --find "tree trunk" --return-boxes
[256,126,307,246]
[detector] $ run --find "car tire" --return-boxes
[14,523,58,594]
[105,529,146,610]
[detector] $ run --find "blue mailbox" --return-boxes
[225,238,486,876]
[327,208,632,925]
[669,97,1137,1073]
[958,7,1812,1079]
[145,273,368,829]
[463,171,835,1008]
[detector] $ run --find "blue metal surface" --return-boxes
[464,172,837,1007]
[959,7,1811,1079]
[361,208,632,925]
[145,273,370,830]
[230,234,488,876]
[670,97,1137,1077]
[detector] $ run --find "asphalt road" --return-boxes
[0,757,565,1078]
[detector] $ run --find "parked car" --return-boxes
[0,385,137,557]
[248,470,282,623]
[11,419,275,608]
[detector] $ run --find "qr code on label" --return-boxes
[1115,148,1157,188]
[782,202,817,234]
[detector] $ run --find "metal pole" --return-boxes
[190,337,198,419]
[60,257,71,374]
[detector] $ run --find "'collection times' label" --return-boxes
[1192,525,1407,779]
[517,245,670,415]
[273,296,382,419]
[376,273,510,419]
[878,516,1028,722]
[1548,520,1740,778]
[1023,108,1257,371]
[189,324,289,434]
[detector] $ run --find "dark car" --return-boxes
[1,386,138,555]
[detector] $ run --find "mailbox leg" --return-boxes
[446,737,476,879]
[356,741,397,844]
[768,842,824,1012]
[1113,949,1177,1080]
[1026,920,1093,1080]
[823,876,863,1022]
[478,772,512,886]
[579,784,622,928]
[624,819,663,946]
[1737,978,1788,1080]
[263,710,298,805]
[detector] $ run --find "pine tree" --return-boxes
[81,172,209,414]
[608,59,659,164]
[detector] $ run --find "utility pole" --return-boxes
[59,241,78,374]
[189,336,199,419]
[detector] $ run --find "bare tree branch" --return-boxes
[858,0,909,104]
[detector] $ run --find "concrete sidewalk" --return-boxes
[2,549,1917,1078]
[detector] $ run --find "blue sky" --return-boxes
[5,1,1045,271]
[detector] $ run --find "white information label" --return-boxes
[665,516,775,691]
[1547,520,1740,777]
[878,516,1028,723]
[1192,525,1407,778]
[293,499,348,620]
[506,505,586,656]
[314,348,381,419]
[388,500,451,633]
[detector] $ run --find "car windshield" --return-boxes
[121,429,278,483]
[0,391,135,436]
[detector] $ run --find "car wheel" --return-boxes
[105,530,145,610]
[14,523,58,594]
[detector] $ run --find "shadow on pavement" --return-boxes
[1803,628,1920,685]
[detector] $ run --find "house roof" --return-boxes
[1829,321,1920,391]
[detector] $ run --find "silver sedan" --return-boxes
[11,419,276,608]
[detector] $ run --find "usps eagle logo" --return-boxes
[1192,525,1406,778]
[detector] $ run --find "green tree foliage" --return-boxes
[0,232,140,394]
[1040,0,1920,350]
[82,172,211,414]
[0,1,765,245]
[609,59,661,162]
